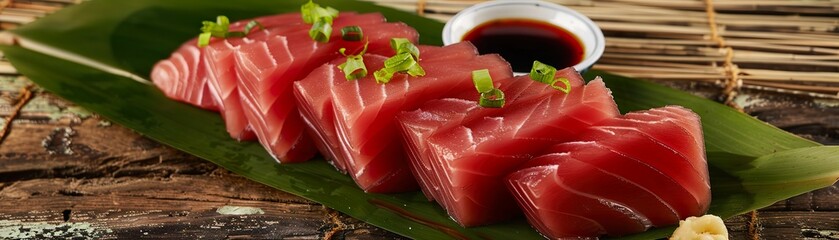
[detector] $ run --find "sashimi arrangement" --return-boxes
[150,1,712,238]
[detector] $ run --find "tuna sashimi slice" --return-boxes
[399,76,619,226]
[397,68,583,200]
[202,14,359,140]
[506,106,709,239]
[233,16,419,163]
[151,39,218,111]
[151,12,348,138]
[329,51,513,193]
[294,42,479,173]
[150,13,313,111]
[235,14,390,111]
[506,164,648,238]
[293,54,389,172]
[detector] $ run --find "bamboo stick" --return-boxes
[744,80,839,93]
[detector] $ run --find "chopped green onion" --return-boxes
[301,1,318,24]
[301,1,339,42]
[324,7,339,20]
[373,69,395,84]
[309,20,332,42]
[406,64,426,76]
[301,1,336,24]
[472,69,505,108]
[198,32,212,47]
[391,38,419,59]
[341,26,363,41]
[551,77,571,93]
[390,38,410,50]
[244,20,264,34]
[197,16,263,47]
[201,16,230,37]
[529,60,557,84]
[373,38,424,83]
[374,52,422,83]
[472,69,494,93]
[529,60,572,93]
[337,43,369,81]
[338,55,367,80]
[383,53,416,70]
[479,88,506,108]
[197,16,232,47]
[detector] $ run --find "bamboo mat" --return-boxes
[0,0,837,104]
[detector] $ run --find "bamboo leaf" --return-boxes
[709,146,839,218]
[3,1,838,239]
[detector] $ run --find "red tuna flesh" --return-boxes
[506,106,709,238]
[150,13,311,111]
[399,76,619,226]
[328,49,513,193]
[233,15,418,162]
[397,68,583,201]
[150,12,342,138]
[294,42,479,173]
[151,39,218,111]
[202,13,364,140]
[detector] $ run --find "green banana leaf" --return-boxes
[3,0,838,239]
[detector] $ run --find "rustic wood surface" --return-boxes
[0,74,836,239]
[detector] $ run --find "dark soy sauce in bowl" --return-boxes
[462,19,584,72]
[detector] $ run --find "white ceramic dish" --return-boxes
[442,0,605,73]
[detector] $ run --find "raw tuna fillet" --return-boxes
[397,68,582,200]
[202,13,363,140]
[150,13,310,111]
[151,39,218,111]
[327,49,513,193]
[233,14,419,162]
[294,42,479,173]
[397,75,620,226]
[151,12,334,139]
[506,106,710,238]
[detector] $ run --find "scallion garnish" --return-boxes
[341,26,363,41]
[337,43,369,81]
[391,38,419,59]
[472,69,505,108]
[551,77,571,93]
[383,52,415,70]
[242,20,265,36]
[373,69,395,83]
[472,69,494,93]
[300,1,318,24]
[529,60,572,93]
[530,60,557,84]
[197,16,264,47]
[373,39,424,84]
[301,0,339,42]
[198,16,231,47]
[480,88,506,108]
[309,20,332,42]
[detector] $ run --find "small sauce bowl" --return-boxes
[442,0,605,73]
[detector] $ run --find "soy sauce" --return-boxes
[463,19,584,72]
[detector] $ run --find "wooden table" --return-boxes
[0,0,837,239]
